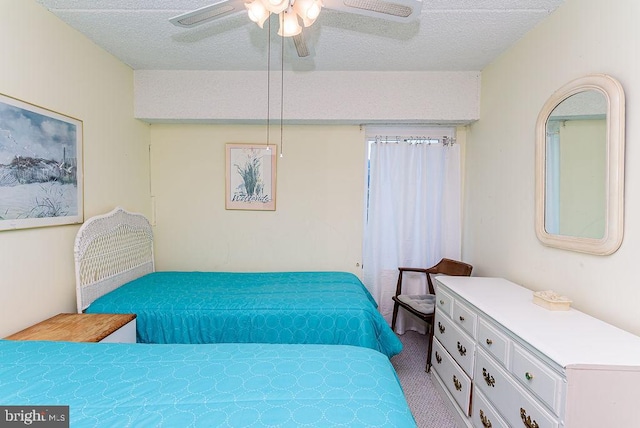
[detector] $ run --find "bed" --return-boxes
[75,207,401,357]
[0,340,416,427]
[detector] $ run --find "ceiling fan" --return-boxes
[169,0,422,58]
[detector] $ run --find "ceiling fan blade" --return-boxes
[169,0,247,28]
[292,33,310,58]
[322,0,422,23]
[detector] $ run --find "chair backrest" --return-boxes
[426,258,473,294]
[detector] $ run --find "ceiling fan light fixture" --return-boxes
[265,0,290,14]
[293,0,323,27]
[300,14,316,28]
[307,0,323,20]
[245,0,270,27]
[278,7,303,37]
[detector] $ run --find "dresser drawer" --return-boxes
[475,349,558,428]
[472,388,509,428]
[511,344,564,415]
[477,317,509,367]
[432,337,472,416]
[434,311,475,376]
[453,299,477,338]
[435,286,454,317]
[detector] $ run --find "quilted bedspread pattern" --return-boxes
[0,340,416,427]
[86,271,402,358]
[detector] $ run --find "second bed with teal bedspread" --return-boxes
[0,340,415,427]
[86,271,402,357]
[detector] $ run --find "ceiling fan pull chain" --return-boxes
[280,30,285,158]
[266,15,272,149]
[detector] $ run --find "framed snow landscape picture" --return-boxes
[225,143,277,211]
[0,94,83,231]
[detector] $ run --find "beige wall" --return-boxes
[464,0,640,335]
[0,2,151,337]
[150,124,365,274]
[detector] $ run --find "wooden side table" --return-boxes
[5,313,137,343]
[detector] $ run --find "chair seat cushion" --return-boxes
[397,294,436,315]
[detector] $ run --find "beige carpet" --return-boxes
[391,331,458,428]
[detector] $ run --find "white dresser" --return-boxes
[430,276,640,428]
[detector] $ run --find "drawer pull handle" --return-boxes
[525,372,534,381]
[457,341,467,356]
[439,299,445,305]
[459,315,465,322]
[520,408,539,428]
[438,322,445,334]
[482,368,495,387]
[452,375,462,391]
[479,410,492,428]
[435,351,442,364]
[486,338,493,345]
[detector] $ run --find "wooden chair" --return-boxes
[391,258,473,372]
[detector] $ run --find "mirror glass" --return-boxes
[535,75,625,255]
[545,90,607,239]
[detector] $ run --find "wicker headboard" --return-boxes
[74,207,155,312]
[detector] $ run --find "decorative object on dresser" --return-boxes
[4,313,136,343]
[391,258,473,371]
[532,290,572,311]
[430,276,640,428]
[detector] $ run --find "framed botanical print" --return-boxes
[225,143,276,211]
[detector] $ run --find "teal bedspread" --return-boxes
[86,271,402,358]
[0,340,416,427]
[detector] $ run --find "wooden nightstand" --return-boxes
[5,313,137,343]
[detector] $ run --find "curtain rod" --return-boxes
[373,135,457,146]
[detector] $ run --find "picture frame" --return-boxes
[225,143,277,211]
[0,94,83,231]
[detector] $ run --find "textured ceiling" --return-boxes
[35,0,565,72]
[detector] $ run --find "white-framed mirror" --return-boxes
[535,74,625,255]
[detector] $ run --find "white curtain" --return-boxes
[363,141,461,334]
